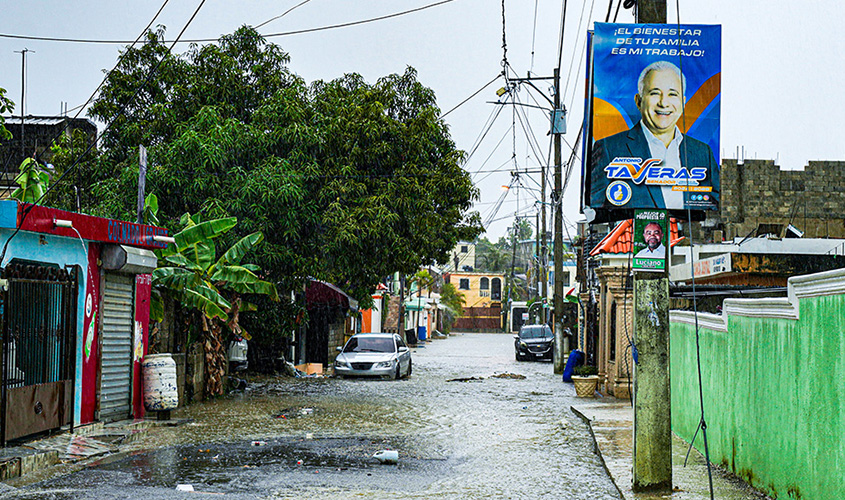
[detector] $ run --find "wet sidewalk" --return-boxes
[571,400,770,500]
[0,418,183,485]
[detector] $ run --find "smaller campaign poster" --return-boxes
[633,210,668,272]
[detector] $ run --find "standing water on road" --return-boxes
[8,333,621,499]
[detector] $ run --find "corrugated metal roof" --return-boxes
[590,218,682,256]
[2,115,96,127]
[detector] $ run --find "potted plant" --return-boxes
[571,365,599,397]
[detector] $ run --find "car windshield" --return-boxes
[519,326,551,339]
[343,336,395,353]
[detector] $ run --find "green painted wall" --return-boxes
[671,294,845,499]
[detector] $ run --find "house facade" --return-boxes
[445,271,504,331]
[0,200,167,443]
[585,219,681,399]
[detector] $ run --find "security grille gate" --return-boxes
[99,273,134,422]
[1,263,78,445]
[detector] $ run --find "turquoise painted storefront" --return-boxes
[0,200,166,432]
[670,269,845,499]
[0,229,90,425]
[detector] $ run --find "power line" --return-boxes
[254,0,313,29]
[471,134,513,184]
[562,0,596,107]
[0,0,457,45]
[440,74,501,119]
[0,0,209,266]
[465,104,507,173]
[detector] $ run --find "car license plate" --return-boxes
[536,352,544,357]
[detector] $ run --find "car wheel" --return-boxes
[393,364,401,380]
[406,359,412,378]
[515,351,522,362]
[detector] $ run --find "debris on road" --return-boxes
[273,407,317,419]
[490,372,526,380]
[373,449,399,464]
[446,377,484,382]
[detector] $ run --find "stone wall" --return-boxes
[714,159,845,240]
[184,342,205,403]
[384,294,401,334]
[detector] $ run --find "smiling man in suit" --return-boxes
[590,60,719,210]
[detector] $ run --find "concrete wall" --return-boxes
[717,159,845,240]
[670,268,845,499]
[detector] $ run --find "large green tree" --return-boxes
[49,26,481,345]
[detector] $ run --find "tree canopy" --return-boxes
[49,26,482,325]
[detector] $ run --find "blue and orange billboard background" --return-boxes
[582,23,721,219]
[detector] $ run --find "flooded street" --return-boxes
[7,333,622,499]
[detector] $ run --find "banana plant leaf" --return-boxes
[150,289,164,323]
[186,239,216,273]
[164,254,203,271]
[225,279,279,300]
[152,267,203,291]
[174,217,237,250]
[216,232,263,268]
[182,288,229,321]
[210,265,263,284]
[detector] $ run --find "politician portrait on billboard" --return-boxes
[584,23,721,214]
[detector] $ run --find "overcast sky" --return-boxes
[2,1,844,242]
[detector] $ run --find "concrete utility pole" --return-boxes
[541,141,548,324]
[535,211,541,306]
[632,0,672,493]
[553,67,565,374]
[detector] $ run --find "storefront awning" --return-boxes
[306,279,359,312]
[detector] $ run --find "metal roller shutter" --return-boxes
[100,274,134,422]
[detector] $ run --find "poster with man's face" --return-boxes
[633,210,668,272]
[582,23,721,218]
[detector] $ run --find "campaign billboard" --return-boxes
[582,23,721,220]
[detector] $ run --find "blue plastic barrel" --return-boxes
[417,325,427,341]
[562,349,584,382]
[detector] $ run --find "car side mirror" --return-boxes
[336,346,343,352]
[398,346,409,353]
[513,335,520,340]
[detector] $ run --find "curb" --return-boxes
[571,405,628,500]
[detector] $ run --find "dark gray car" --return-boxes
[514,324,554,361]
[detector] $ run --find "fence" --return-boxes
[1,262,78,444]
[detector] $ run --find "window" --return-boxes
[479,277,489,290]
[491,278,502,300]
[459,278,470,290]
[609,301,617,362]
[562,274,570,287]
[461,245,468,253]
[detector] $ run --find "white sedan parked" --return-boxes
[334,333,412,379]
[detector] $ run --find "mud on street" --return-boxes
[4,333,622,499]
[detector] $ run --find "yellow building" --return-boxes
[445,271,504,331]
